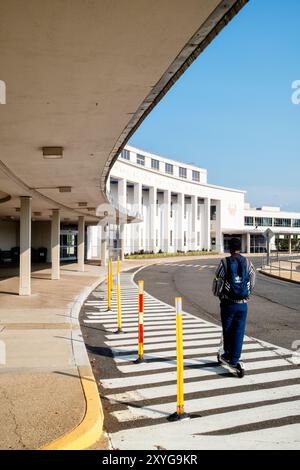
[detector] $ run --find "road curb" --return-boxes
[41,276,105,450]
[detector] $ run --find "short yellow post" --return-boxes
[167,297,189,421]
[116,256,122,333]
[107,261,111,311]
[110,259,113,292]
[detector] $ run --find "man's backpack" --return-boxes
[222,255,250,300]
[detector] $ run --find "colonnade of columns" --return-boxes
[18,196,86,296]
[109,179,222,256]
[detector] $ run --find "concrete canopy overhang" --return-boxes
[0,0,248,225]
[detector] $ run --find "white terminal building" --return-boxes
[88,145,300,258]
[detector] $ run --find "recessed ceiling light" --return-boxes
[58,186,71,193]
[43,147,63,159]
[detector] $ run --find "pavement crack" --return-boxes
[0,387,27,449]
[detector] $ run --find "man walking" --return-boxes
[213,237,256,377]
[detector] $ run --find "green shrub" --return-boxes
[124,250,217,259]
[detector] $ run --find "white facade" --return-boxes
[87,145,300,258]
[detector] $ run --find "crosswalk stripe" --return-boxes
[116,350,292,374]
[101,358,290,390]
[105,331,222,347]
[113,342,264,363]
[107,369,300,403]
[107,337,255,354]
[109,401,300,450]
[112,384,300,422]
[102,318,201,328]
[104,326,222,340]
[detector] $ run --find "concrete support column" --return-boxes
[289,235,292,254]
[191,195,197,251]
[163,190,170,252]
[101,225,107,266]
[133,182,142,252]
[118,178,127,260]
[78,216,85,272]
[51,209,60,280]
[204,197,211,251]
[149,186,157,252]
[177,193,184,251]
[19,196,31,296]
[216,200,223,253]
[86,226,93,260]
[247,232,251,254]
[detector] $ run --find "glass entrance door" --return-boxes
[60,230,78,261]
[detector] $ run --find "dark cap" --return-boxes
[229,237,241,252]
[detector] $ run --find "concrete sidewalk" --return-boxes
[0,262,108,449]
[261,260,300,284]
[0,253,226,450]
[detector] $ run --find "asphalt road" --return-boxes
[134,257,300,350]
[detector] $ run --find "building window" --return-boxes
[197,204,201,220]
[292,219,300,227]
[274,218,292,227]
[255,217,273,227]
[137,154,145,166]
[120,149,130,160]
[156,229,158,247]
[245,216,254,226]
[192,170,200,182]
[210,206,216,221]
[197,232,200,246]
[165,163,173,175]
[184,231,187,246]
[179,167,187,179]
[170,230,173,246]
[151,158,159,170]
[170,201,173,218]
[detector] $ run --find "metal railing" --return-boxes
[261,253,300,281]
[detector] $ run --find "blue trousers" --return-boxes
[220,301,248,365]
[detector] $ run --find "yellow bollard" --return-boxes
[167,297,189,421]
[116,256,122,333]
[109,259,113,292]
[107,261,111,311]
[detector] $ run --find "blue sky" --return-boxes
[130,0,300,212]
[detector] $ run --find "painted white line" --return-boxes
[113,342,263,363]
[107,369,300,403]
[101,358,290,390]
[102,319,201,329]
[110,337,256,354]
[105,331,222,347]
[109,402,300,450]
[104,326,222,341]
[105,324,221,334]
[116,350,293,374]
[112,384,300,422]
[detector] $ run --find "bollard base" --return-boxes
[167,412,190,422]
[115,328,123,334]
[106,308,112,312]
[133,357,145,364]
